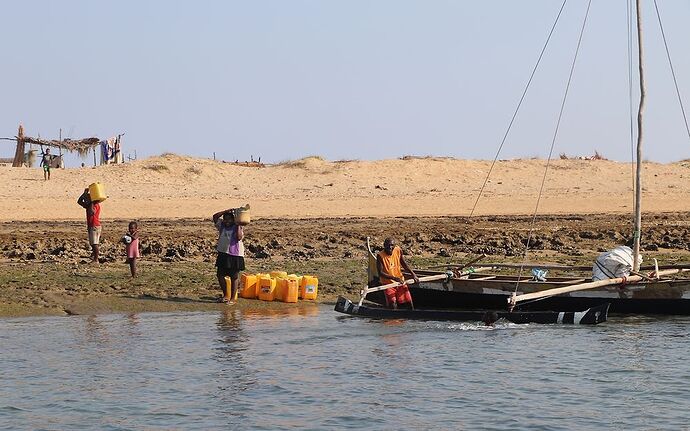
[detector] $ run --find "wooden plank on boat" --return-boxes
[336,296,609,325]
[508,268,690,307]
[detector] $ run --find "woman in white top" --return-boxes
[212,208,245,304]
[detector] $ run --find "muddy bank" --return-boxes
[2,214,690,317]
[3,213,690,263]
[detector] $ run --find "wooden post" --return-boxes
[633,0,645,272]
[93,147,97,166]
[12,124,25,167]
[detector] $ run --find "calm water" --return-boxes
[2,306,690,430]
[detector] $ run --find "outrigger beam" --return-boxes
[508,268,690,307]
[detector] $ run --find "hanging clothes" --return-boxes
[100,136,123,164]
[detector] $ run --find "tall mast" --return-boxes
[633,0,645,271]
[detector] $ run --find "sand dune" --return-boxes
[1,154,689,221]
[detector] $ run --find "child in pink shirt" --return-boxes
[123,221,140,277]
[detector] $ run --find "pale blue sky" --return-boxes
[2,0,689,165]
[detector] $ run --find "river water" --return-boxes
[2,305,689,430]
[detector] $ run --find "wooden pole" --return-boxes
[436,262,690,271]
[358,274,450,306]
[633,0,645,272]
[12,124,25,167]
[357,267,496,306]
[428,254,487,270]
[508,268,689,306]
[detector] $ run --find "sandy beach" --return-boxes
[2,154,690,221]
[2,154,690,317]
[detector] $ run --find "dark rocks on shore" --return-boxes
[2,213,690,264]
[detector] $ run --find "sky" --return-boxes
[1,0,689,165]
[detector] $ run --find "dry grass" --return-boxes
[277,156,326,169]
[186,165,203,175]
[145,164,170,172]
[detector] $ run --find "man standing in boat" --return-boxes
[377,238,419,310]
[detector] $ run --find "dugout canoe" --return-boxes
[363,268,690,315]
[334,296,609,325]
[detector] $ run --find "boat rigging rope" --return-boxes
[468,0,568,219]
[512,0,594,296]
[652,0,690,143]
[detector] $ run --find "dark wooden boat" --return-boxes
[364,268,690,315]
[335,296,609,325]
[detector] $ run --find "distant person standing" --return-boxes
[123,221,140,277]
[77,188,102,263]
[40,148,51,180]
[212,208,245,304]
[376,237,419,310]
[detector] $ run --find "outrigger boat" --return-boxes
[335,296,609,325]
[337,242,610,325]
[357,0,690,316]
[360,237,690,315]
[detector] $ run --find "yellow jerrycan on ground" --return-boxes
[224,277,239,301]
[283,276,299,303]
[275,278,288,302]
[239,273,259,299]
[299,275,318,300]
[258,276,277,301]
[88,182,107,202]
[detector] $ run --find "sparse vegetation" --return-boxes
[559,151,608,160]
[145,164,170,172]
[186,165,203,175]
[277,156,326,169]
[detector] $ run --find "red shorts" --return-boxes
[384,284,412,306]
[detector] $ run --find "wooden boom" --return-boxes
[508,268,690,307]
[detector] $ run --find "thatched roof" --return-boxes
[22,136,100,152]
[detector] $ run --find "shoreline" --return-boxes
[3,212,690,318]
[0,294,332,319]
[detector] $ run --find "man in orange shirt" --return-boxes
[376,237,419,309]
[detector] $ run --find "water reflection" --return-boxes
[240,304,320,320]
[214,309,254,417]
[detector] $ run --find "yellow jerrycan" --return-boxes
[258,276,277,301]
[299,275,318,300]
[239,273,259,299]
[88,182,107,202]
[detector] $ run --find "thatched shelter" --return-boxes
[8,124,100,167]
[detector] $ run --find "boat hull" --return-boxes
[335,296,609,325]
[365,271,690,315]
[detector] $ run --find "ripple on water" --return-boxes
[2,306,690,429]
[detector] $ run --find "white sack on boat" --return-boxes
[592,246,642,281]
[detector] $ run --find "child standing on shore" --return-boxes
[123,221,140,277]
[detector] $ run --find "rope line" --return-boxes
[627,0,637,215]
[652,0,690,143]
[513,0,594,294]
[468,0,568,219]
